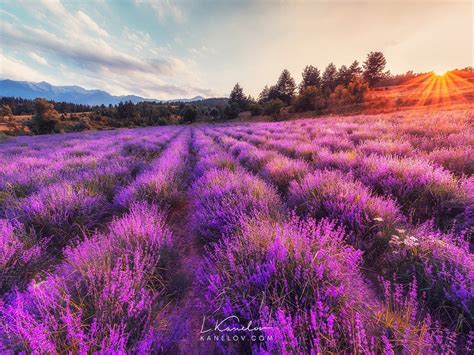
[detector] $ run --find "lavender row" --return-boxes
[0,127,174,204]
[0,129,192,352]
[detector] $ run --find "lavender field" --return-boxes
[0,109,473,353]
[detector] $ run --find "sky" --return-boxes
[0,0,472,100]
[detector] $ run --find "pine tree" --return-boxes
[363,51,387,86]
[321,63,338,93]
[275,69,296,105]
[229,83,248,109]
[258,85,270,104]
[299,65,321,93]
[349,60,362,77]
[336,65,352,87]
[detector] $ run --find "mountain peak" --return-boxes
[0,79,206,106]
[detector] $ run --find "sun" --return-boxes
[433,69,448,77]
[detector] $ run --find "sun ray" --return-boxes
[404,74,435,104]
[402,71,474,108]
[415,75,437,106]
[431,75,442,106]
[439,75,451,106]
[444,72,469,103]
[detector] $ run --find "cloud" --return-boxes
[134,0,184,23]
[0,9,19,21]
[2,23,157,73]
[28,52,48,65]
[0,54,55,82]
[76,11,109,38]
[39,0,109,39]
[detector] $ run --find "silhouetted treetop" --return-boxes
[275,69,296,105]
[321,63,338,94]
[229,83,248,109]
[300,65,321,92]
[363,51,387,86]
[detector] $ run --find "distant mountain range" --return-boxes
[0,80,205,105]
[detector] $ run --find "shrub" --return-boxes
[182,105,198,123]
[263,99,284,116]
[288,170,404,254]
[292,86,325,113]
[27,99,61,134]
[115,133,189,209]
[358,139,413,157]
[198,216,381,353]
[356,155,467,228]
[223,103,240,120]
[0,203,175,352]
[237,146,277,173]
[190,168,283,242]
[248,103,263,116]
[16,182,109,250]
[70,117,93,132]
[260,155,310,192]
[386,224,473,327]
[347,75,368,103]
[329,77,368,108]
[0,219,42,294]
[194,150,237,177]
[426,147,474,176]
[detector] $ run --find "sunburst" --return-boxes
[402,70,473,107]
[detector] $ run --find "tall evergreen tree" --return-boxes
[336,65,352,87]
[348,60,362,77]
[268,85,280,101]
[299,65,321,93]
[363,51,387,86]
[228,83,248,109]
[258,85,270,104]
[321,63,338,93]
[275,69,296,105]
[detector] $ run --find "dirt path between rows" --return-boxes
[159,129,219,354]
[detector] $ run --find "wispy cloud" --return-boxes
[28,52,48,65]
[0,54,55,82]
[76,10,109,38]
[134,0,185,23]
[0,8,19,21]
[38,0,104,37]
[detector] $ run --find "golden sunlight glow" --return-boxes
[433,70,448,77]
[407,71,472,107]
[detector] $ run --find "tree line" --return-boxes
[226,51,388,118]
[0,97,231,135]
[0,97,92,116]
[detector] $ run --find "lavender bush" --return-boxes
[190,168,283,242]
[0,202,175,352]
